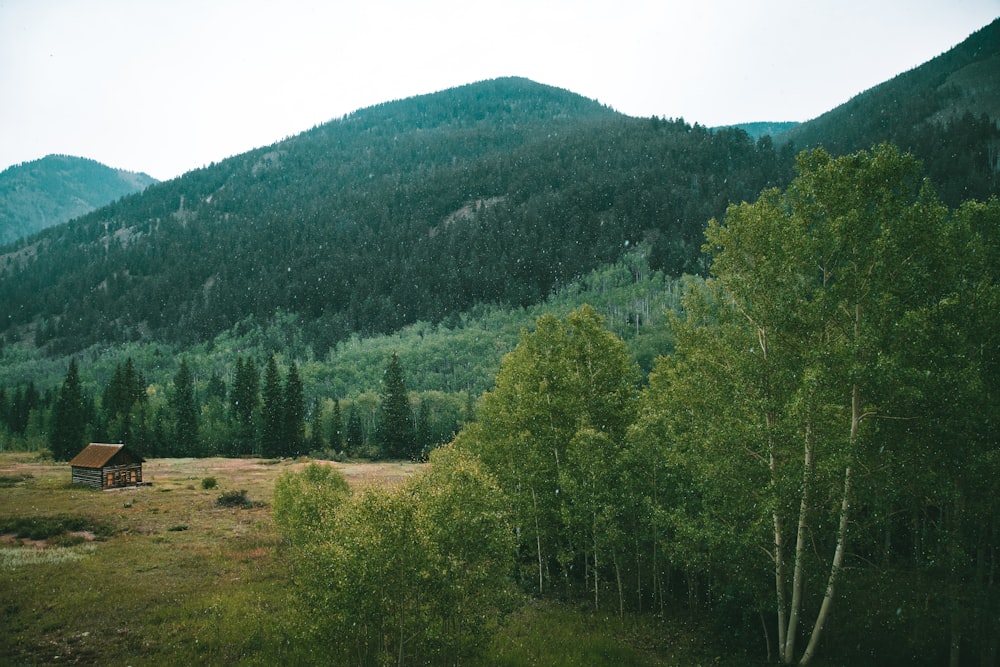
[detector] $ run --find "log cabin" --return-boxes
[69,443,144,489]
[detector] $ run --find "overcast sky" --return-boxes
[1,0,997,181]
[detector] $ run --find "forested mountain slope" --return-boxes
[0,155,156,245]
[0,77,792,355]
[779,17,1000,205]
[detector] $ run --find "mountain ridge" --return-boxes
[0,154,157,245]
[777,17,999,203]
[0,77,788,354]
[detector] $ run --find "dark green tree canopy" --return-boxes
[49,358,87,461]
[377,352,415,459]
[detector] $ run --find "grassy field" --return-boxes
[0,453,748,666]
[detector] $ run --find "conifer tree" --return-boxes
[308,398,325,453]
[230,357,260,455]
[50,358,88,461]
[170,358,199,457]
[376,353,415,459]
[102,357,146,444]
[261,355,284,458]
[283,360,305,457]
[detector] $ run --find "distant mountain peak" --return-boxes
[0,155,157,245]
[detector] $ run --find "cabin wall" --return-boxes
[71,463,143,489]
[103,463,143,488]
[71,466,103,488]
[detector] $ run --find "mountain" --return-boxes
[0,77,791,355]
[0,155,157,245]
[778,17,1000,205]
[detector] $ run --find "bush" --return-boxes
[216,489,253,508]
[291,446,517,665]
[201,477,218,490]
[272,463,350,545]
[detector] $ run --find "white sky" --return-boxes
[1,0,997,181]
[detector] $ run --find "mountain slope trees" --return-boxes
[0,79,791,356]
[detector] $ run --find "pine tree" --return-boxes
[308,398,325,453]
[230,357,260,456]
[261,355,284,458]
[170,358,199,457]
[376,353,415,459]
[283,361,306,457]
[102,357,146,445]
[50,358,88,461]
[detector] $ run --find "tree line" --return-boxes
[0,251,682,458]
[3,351,456,462]
[275,146,999,665]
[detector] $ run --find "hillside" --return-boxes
[0,155,156,245]
[779,17,1000,204]
[0,77,791,355]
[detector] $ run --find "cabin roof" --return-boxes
[68,443,142,468]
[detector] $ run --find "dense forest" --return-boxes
[0,249,684,459]
[0,78,791,356]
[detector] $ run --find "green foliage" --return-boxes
[260,355,283,458]
[778,21,1000,207]
[271,462,349,546]
[376,352,415,459]
[282,361,305,457]
[0,514,114,541]
[200,476,217,490]
[49,359,87,461]
[215,489,254,508]
[634,145,999,663]
[169,358,199,456]
[278,446,516,665]
[0,154,156,245]
[457,305,641,596]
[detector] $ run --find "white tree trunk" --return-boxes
[800,464,852,664]
[784,423,814,662]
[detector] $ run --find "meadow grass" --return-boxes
[0,453,746,666]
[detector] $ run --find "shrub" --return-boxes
[272,463,350,546]
[216,489,253,508]
[201,477,218,490]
